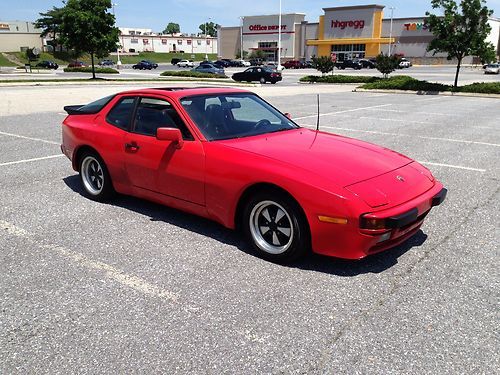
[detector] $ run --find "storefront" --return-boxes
[218,4,500,64]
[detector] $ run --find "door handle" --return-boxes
[125,142,140,151]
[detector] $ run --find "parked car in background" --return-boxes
[141,60,158,69]
[398,58,412,68]
[301,60,313,69]
[99,59,114,66]
[68,61,86,68]
[171,58,182,65]
[35,60,58,69]
[249,58,264,66]
[215,60,231,68]
[283,60,302,69]
[335,60,363,70]
[359,59,376,69]
[191,63,225,76]
[232,59,251,67]
[177,60,195,68]
[232,66,282,84]
[132,61,154,70]
[484,63,500,74]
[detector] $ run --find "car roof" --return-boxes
[115,87,250,99]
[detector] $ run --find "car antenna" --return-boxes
[316,94,320,132]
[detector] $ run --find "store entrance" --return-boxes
[332,44,366,61]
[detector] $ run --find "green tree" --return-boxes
[235,49,249,59]
[375,53,399,78]
[163,22,180,34]
[426,0,495,88]
[58,0,119,79]
[248,50,266,60]
[311,55,335,75]
[199,22,218,37]
[35,6,65,51]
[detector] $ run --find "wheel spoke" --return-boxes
[96,179,102,189]
[277,227,291,237]
[275,208,285,223]
[260,226,270,235]
[262,208,272,222]
[272,232,280,246]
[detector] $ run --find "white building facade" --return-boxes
[118,27,217,55]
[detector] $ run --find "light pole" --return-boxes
[239,16,244,61]
[112,3,121,67]
[277,0,282,70]
[388,7,395,56]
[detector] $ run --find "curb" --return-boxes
[0,79,260,88]
[353,88,500,99]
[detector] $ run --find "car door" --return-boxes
[123,96,205,206]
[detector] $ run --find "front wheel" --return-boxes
[259,77,266,84]
[243,192,309,263]
[79,151,115,202]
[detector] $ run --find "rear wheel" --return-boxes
[79,151,115,202]
[259,77,266,84]
[243,191,309,263]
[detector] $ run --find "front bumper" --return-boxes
[311,184,446,259]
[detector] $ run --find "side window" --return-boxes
[106,97,135,130]
[133,97,193,140]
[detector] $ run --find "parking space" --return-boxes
[0,85,498,373]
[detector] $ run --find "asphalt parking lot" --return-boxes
[1,84,499,374]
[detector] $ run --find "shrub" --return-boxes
[375,53,399,78]
[457,82,500,94]
[300,75,380,84]
[311,55,335,75]
[361,76,450,92]
[63,67,118,74]
[160,70,228,79]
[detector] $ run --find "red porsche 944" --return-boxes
[61,87,446,262]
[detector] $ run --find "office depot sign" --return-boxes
[248,24,288,32]
[331,19,365,30]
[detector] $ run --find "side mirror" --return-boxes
[284,113,292,119]
[156,127,184,149]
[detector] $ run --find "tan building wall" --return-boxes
[218,26,240,59]
[0,33,43,52]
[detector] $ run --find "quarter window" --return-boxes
[106,97,136,130]
[133,97,193,140]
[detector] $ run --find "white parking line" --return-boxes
[293,104,392,120]
[415,96,447,102]
[305,125,500,148]
[0,154,64,167]
[0,220,179,303]
[0,131,59,145]
[359,116,439,125]
[418,161,486,173]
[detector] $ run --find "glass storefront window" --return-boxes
[331,44,366,61]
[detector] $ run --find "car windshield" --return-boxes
[180,93,299,141]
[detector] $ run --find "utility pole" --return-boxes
[112,3,121,68]
[240,16,244,61]
[277,0,282,70]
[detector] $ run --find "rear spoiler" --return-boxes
[63,105,85,115]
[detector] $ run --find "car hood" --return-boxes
[217,128,413,187]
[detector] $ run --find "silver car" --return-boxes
[484,64,500,74]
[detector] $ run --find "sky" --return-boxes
[2,0,500,34]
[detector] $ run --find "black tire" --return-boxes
[79,151,115,202]
[259,77,266,84]
[243,191,309,263]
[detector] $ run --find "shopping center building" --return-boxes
[217,4,500,64]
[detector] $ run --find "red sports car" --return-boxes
[61,87,446,262]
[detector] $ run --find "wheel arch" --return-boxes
[73,145,101,171]
[234,182,311,238]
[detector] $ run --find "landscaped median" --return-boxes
[160,70,228,79]
[63,67,119,74]
[300,74,500,95]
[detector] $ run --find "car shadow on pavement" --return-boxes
[64,175,428,276]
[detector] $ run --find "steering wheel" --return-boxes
[253,119,272,130]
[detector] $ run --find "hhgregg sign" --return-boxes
[323,8,375,39]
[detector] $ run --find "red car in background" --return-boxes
[61,87,446,263]
[67,61,86,68]
[283,60,302,69]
